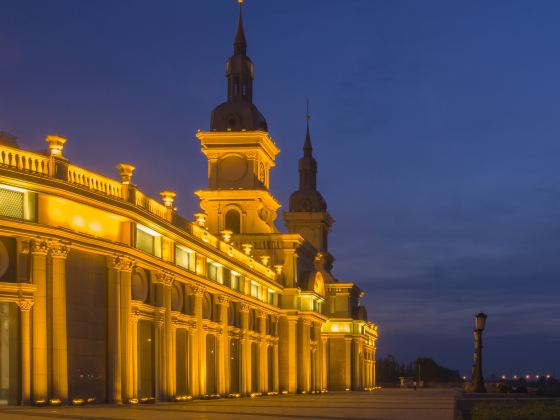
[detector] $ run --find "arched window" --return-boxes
[225,209,241,234]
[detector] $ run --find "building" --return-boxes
[0,3,377,406]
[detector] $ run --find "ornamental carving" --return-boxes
[239,302,250,313]
[17,298,34,311]
[30,239,49,255]
[112,255,135,272]
[245,151,257,159]
[156,271,175,287]
[217,295,230,306]
[48,240,70,258]
[192,285,206,297]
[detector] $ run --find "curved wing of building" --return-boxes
[0,3,377,406]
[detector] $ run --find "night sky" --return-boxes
[2,0,559,376]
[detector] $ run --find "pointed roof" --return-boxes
[288,102,327,212]
[233,1,247,55]
[304,102,312,157]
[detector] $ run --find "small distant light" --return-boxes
[546,374,551,379]
[501,375,507,380]
[513,375,518,380]
[525,375,530,380]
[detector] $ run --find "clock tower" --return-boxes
[196,1,281,235]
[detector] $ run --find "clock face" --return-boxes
[220,155,247,182]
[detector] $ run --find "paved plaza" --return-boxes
[0,389,458,420]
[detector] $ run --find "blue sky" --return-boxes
[1,0,560,376]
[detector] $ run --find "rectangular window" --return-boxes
[268,289,277,306]
[250,281,260,299]
[231,271,245,293]
[0,184,36,221]
[206,260,218,281]
[136,224,161,257]
[175,245,194,271]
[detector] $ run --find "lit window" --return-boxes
[250,280,260,299]
[0,184,36,221]
[175,245,194,271]
[206,260,221,282]
[268,289,277,306]
[135,224,161,257]
[231,271,244,293]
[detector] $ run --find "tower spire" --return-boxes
[210,0,268,132]
[304,98,312,157]
[234,0,247,56]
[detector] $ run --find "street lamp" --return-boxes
[467,312,487,393]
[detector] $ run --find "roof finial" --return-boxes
[304,98,312,156]
[234,0,247,55]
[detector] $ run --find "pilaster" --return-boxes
[257,311,268,393]
[239,302,250,395]
[157,271,175,400]
[114,255,135,402]
[107,256,122,403]
[193,285,205,397]
[216,295,230,395]
[48,240,70,402]
[17,298,34,405]
[30,239,48,403]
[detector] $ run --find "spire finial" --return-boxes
[304,98,312,156]
[234,0,247,55]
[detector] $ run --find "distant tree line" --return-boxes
[377,355,462,387]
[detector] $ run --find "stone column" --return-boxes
[273,337,279,392]
[193,286,205,397]
[372,348,377,387]
[187,328,198,397]
[322,337,328,390]
[344,337,352,391]
[108,257,122,403]
[239,302,250,395]
[158,272,175,400]
[131,310,139,398]
[299,319,311,393]
[258,312,268,393]
[279,315,298,394]
[48,240,70,402]
[115,255,134,402]
[153,313,164,400]
[216,296,230,395]
[170,324,177,398]
[17,298,34,405]
[352,339,363,391]
[313,324,323,391]
[30,240,48,403]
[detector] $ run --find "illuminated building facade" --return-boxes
[0,3,377,406]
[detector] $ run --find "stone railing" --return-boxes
[67,164,122,199]
[0,144,49,176]
[0,142,275,280]
[135,190,168,219]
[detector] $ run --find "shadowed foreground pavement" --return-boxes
[0,389,458,420]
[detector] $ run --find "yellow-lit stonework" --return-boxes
[0,3,377,406]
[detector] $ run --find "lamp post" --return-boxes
[468,312,487,393]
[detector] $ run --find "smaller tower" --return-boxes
[284,106,334,256]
